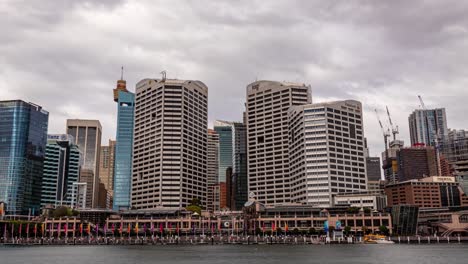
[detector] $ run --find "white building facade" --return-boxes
[289,100,367,207]
[132,78,208,209]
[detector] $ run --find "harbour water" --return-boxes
[1,244,468,264]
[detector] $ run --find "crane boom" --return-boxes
[386,106,399,140]
[375,108,390,150]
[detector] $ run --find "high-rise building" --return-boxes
[214,120,248,210]
[0,100,48,215]
[438,129,468,193]
[40,134,81,208]
[397,146,438,182]
[289,100,367,207]
[366,157,381,181]
[66,119,102,208]
[206,129,219,212]
[132,78,208,209]
[113,76,135,211]
[214,122,233,183]
[99,140,115,208]
[409,108,448,147]
[246,80,311,205]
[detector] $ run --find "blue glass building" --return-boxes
[0,100,48,215]
[113,78,135,211]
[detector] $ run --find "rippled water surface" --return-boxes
[1,244,468,264]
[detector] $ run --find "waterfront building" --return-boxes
[288,100,367,207]
[246,80,311,205]
[408,108,448,147]
[333,191,387,211]
[99,140,115,209]
[0,100,49,215]
[113,76,135,211]
[40,134,81,208]
[391,204,419,236]
[132,78,208,209]
[207,129,219,212]
[66,119,102,208]
[385,176,468,208]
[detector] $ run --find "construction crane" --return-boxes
[417,95,442,176]
[375,109,391,154]
[386,106,399,141]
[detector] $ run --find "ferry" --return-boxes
[364,235,395,244]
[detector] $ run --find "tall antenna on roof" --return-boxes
[120,66,124,80]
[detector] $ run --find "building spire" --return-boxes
[121,66,124,80]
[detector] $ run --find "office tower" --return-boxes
[99,140,115,208]
[113,76,135,211]
[408,108,448,146]
[289,100,367,207]
[397,146,438,182]
[214,122,233,182]
[206,129,219,212]
[0,100,48,215]
[440,129,468,192]
[246,81,311,205]
[366,157,381,181]
[214,120,248,210]
[40,134,81,208]
[132,78,208,209]
[66,119,102,208]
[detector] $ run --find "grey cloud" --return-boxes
[1,0,467,157]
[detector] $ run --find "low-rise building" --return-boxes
[333,191,387,211]
[385,176,468,208]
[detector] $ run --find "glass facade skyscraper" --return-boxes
[40,134,81,208]
[214,120,248,210]
[0,100,48,215]
[113,78,134,211]
[409,108,448,147]
[214,122,233,182]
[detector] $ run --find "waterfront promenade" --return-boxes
[2,235,468,246]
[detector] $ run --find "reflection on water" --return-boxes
[1,244,468,264]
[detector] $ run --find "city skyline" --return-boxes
[2,1,468,158]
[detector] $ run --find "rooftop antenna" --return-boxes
[160,70,166,82]
[120,66,124,80]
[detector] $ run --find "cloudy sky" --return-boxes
[1,0,468,157]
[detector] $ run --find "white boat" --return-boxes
[375,238,395,244]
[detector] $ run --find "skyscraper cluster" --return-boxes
[1,73,468,217]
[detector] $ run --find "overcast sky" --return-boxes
[1,0,468,157]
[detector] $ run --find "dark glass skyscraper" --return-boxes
[214,120,247,210]
[214,122,233,183]
[0,100,48,215]
[113,77,134,211]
